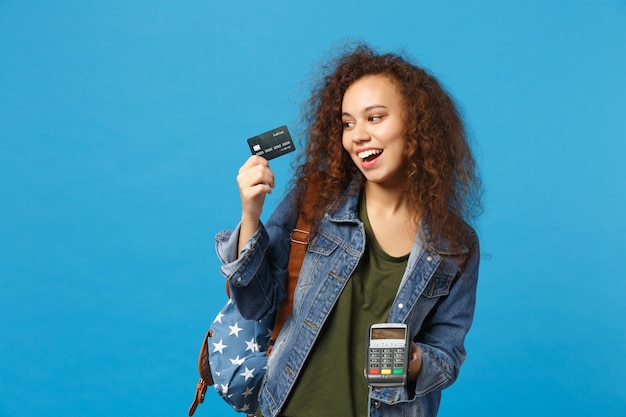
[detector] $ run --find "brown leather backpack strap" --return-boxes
[267,180,319,356]
[188,329,214,416]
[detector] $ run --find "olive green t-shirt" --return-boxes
[277,194,409,417]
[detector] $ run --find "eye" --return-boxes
[342,120,354,129]
[368,115,383,122]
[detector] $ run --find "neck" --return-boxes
[362,180,419,255]
[364,181,407,215]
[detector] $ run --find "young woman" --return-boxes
[216,44,482,417]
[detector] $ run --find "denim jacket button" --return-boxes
[398,303,404,309]
[374,401,381,408]
[427,256,433,261]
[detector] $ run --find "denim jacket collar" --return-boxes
[325,181,470,256]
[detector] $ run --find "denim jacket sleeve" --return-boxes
[414,232,480,396]
[214,190,298,321]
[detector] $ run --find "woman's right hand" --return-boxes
[236,155,275,253]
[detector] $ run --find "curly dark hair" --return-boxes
[292,44,482,250]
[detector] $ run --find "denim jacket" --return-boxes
[216,187,480,417]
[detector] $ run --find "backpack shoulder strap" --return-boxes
[267,180,318,356]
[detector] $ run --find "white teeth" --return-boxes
[358,149,383,160]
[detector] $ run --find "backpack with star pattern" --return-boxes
[200,298,276,414]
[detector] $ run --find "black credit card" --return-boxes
[246,125,296,160]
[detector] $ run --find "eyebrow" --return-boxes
[342,104,388,117]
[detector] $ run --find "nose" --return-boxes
[352,122,370,143]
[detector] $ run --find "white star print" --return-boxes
[239,403,251,412]
[213,312,225,323]
[212,339,227,354]
[245,338,259,353]
[230,355,245,366]
[240,367,255,381]
[241,386,255,398]
[228,322,243,337]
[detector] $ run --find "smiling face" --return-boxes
[341,75,408,188]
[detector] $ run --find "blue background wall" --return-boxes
[1,1,625,416]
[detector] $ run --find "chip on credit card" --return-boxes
[247,125,296,160]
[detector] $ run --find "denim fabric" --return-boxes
[216,187,480,417]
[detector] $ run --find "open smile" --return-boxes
[358,149,383,162]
